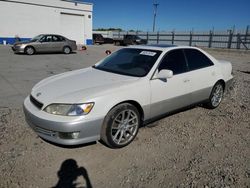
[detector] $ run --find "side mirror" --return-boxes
[154,69,173,80]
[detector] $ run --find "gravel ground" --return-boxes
[0,45,249,188]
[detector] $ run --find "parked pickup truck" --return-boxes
[113,35,147,46]
[93,34,114,45]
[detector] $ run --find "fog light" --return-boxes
[59,132,80,139]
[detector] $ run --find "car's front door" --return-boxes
[36,35,54,52]
[150,49,192,118]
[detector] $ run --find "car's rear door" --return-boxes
[150,49,192,118]
[183,49,218,104]
[52,35,65,52]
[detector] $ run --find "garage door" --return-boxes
[60,12,85,44]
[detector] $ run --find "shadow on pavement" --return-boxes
[53,159,92,188]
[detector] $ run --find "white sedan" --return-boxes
[23,45,233,148]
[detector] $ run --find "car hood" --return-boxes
[31,67,139,105]
[14,40,31,45]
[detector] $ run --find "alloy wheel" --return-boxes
[111,109,139,145]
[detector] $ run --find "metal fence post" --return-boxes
[157,31,159,44]
[245,25,249,42]
[208,30,213,48]
[171,31,175,44]
[236,33,241,49]
[227,29,233,49]
[189,31,193,46]
[146,32,149,43]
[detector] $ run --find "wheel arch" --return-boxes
[63,45,72,51]
[215,79,225,90]
[110,100,145,122]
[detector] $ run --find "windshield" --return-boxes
[30,35,44,42]
[94,48,162,77]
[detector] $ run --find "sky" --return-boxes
[84,0,250,31]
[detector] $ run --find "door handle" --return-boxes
[183,79,190,83]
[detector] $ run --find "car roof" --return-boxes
[38,34,65,37]
[127,44,200,52]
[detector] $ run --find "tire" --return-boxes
[205,82,224,109]
[25,46,35,55]
[63,46,71,54]
[101,103,140,148]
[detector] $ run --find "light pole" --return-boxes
[153,2,159,32]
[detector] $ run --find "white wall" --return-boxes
[0,0,93,44]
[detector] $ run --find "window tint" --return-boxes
[52,35,64,42]
[40,35,52,42]
[52,36,60,42]
[184,49,214,71]
[39,36,46,42]
[158,49,187,75]
[46,36,53,42]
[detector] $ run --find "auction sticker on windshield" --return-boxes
[140,51,157,56]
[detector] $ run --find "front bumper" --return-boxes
[11,45,25,53]
[23,96,104,145]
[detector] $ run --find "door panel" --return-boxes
[51,35,65,52]
[184,49,218,103]
[188,66,218,103]
[150,73,192,118]
[150,49,192,118]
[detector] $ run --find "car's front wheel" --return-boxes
[25,46,35,55]
[206,82,224,109]
[63,46,71,54]
[101,103,140,148]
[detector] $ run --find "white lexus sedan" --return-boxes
[23,45,233,148]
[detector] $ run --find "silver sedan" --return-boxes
[12,34,77,55]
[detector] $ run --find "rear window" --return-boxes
[184,49,214,71]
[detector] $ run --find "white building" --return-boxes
[0,0,93,45]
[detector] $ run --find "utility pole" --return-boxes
[153,2,159,32]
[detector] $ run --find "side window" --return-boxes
[59,36,65,41]
[52,35,64,42]
[158,49,187,75]
[45,35,52,42]
[40,36,46,42]
[52,36,58,42]
[184,49,214,71]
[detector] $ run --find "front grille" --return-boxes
[30,95,43,109]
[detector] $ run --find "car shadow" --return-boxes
[15,51,77,55]
[52,159,92,188]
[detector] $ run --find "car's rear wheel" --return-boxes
[101,103,140,148]
[25,46,35,55]
[205,82,224,109]
[63,46,71,54]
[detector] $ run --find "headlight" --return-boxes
[15,44,24,47]
[44,103,94,116]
